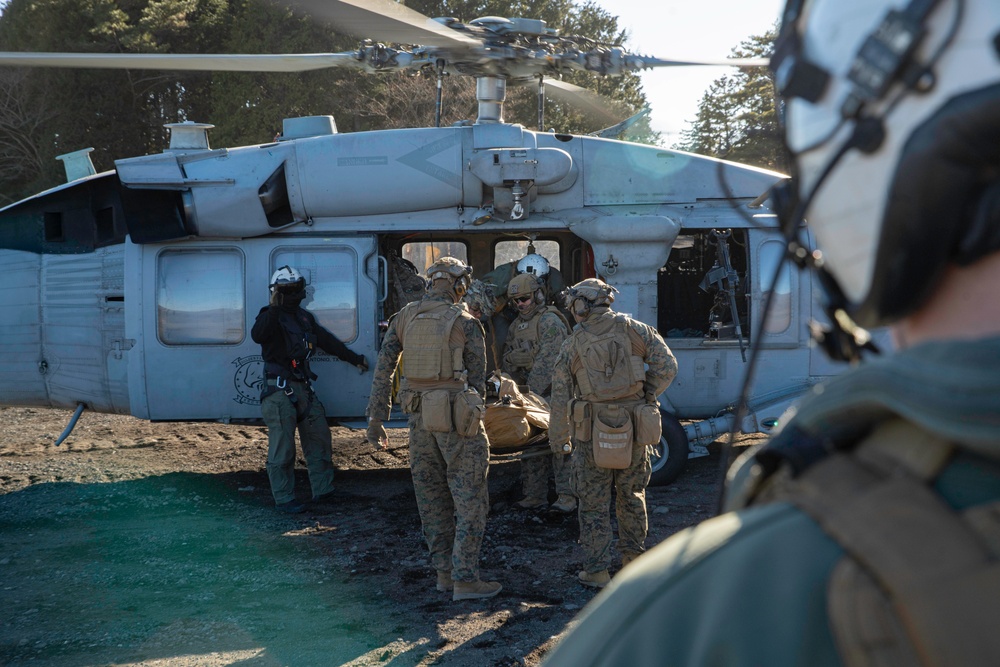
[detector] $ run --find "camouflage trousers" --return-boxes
[572,438,651,573]
[521,451,573,501]
[261,382,335,505]
[408,417,491,582]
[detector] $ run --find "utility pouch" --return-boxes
[453,388,485,437]
[569,400,592,442]
[420,389,453,433]
[592,405,634,469]
[397,388,421,414]
[633,404,662,446]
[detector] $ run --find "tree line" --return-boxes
[0,0,782,206]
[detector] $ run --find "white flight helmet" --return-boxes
[773,0,1000,328]
[270,265,305,294]
[516,253,550,278]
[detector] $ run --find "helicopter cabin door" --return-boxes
[126,236,378,422]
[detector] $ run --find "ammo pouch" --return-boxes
[397,388,420,414]
[569,399,592,442]
[633,404,662,446]
[420,389,453,433]
[592,405,634,469]
[453,388,485,437]
[505,349,534,368]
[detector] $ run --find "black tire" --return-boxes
[648,412,689,486]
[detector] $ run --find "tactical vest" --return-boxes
[503,306,568,373]
[570,315,646,403]
[265,309,317,380]
[740,420,1000,667]
[396,299,466,387]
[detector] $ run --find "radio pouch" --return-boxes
[593,405,634,469]
[421,390,453,432]
[633,404,662,446]
[453,388,485,437]
[570,400,592,442]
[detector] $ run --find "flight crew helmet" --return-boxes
[270,265,306,300]
[516,253,550,277]
[771,0,1000,328]
[426,256,473,298]
[564,278,617,317]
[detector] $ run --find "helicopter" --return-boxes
[0,0,863,486]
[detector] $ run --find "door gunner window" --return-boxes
[273,248,359,343]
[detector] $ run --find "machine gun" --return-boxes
[698,230,748,362]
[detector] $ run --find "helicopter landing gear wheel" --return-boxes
[648,412,688,486]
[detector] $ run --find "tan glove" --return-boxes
[269,289,282,307]
[355,355,369,374]
[367,420,388,450]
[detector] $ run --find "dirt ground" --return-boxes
[0,406,764,667]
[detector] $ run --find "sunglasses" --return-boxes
[513,295,533,304]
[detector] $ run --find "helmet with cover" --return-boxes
[463,279,497,318]
[426,256,473,298]
[564,278,617,316]
[772,0,1000,328]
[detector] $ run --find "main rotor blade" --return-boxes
[0,52,366,72]
[284,0,480,50]
[544,79,623,126]
[638,56,769,69]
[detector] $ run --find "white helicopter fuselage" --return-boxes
[0,119,856,464]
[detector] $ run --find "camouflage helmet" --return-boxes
[426,256,472,297]
[507,272,543,298]
[564,278,617,312]
[463,279,497,316]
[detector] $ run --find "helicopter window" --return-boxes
[493,240,561,270]
[401,241,468,275]
[273,248,358,343]
[760,240,792,335]
[156,249,245,346]
[657,230,750,341]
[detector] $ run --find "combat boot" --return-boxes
[452,579,502,601]
[514,496,548,510]
[436,570,453,592]
[550,494,577,513]
[578,569,611,588]
[621,552,641,567]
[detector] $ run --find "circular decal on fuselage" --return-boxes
[232,355,264,406]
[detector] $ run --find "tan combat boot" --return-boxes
[514,496,548,510]
[436,570,453,592]
[452,579,502,601]
[578,569,611,588]
[621,552,640,567]
[550,494,577,513]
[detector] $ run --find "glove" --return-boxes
[367,420,388,450]
[269,289,283,307]
[355,355,369,374]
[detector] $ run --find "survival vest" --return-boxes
[396,299,467,387]
[265,309,318,380]
[569,314,646,403]
[502,306,569,373]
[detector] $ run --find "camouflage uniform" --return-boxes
[503,306,571,503]
[542,337,1000,666]
[550,307,677,573]
[367,289,491,583]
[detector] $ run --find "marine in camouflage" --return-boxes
[550,302,677,572]
[367,277,492,584]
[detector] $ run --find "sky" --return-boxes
[595,0,785,146]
